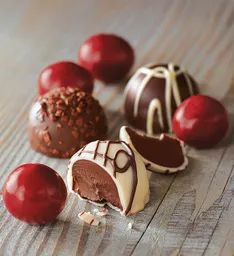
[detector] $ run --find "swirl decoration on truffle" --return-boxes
[78,140,137,180]
[124,63,195,134]
[68,140,146,215]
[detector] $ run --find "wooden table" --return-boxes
[0,0,233,255]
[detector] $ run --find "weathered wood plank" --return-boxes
[0,0,233,255]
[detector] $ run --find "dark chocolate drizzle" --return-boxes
[76,140,138,215]
[93,140,100,159]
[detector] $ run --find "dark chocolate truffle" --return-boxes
[124,63,198,134]
[67,140,150,215]
[28,87,107,158]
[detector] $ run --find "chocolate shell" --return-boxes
[124,63,198,134]
[67,140,150,215]
[120,126,188,174]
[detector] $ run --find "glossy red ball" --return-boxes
[2,163,67,225]
[172,95,229,149]
[78,33,134,83]
[38,61,94,95]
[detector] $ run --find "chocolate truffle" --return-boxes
[120,126,188,174]
[67,140,150,215]
[28,87,107,158]
[124,63,198,134]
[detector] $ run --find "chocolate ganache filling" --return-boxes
[72,160,122,209]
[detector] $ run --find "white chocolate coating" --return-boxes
[67,140,150,215]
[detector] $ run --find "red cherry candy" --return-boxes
[172,95,229,149]
[38,61,94,95]
[78,33,134,83]
[2,163,67,225]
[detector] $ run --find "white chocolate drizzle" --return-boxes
[126,63,194,134]
[147,99,163,135]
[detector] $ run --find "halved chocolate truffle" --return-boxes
[124,63,198,134]
[28,87,107,158]
[120,126,188,174]
[67,140,150,215]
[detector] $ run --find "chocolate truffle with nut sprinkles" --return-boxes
[28,87,107,158]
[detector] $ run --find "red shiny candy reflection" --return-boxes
[2,163,67,224]
[38,61,94,95]
[78,33,134,83]
[172,95,229,148]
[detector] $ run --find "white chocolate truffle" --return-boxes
[67,140,150,215]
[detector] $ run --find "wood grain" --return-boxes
[0,0,233,255]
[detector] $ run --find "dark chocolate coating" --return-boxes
[126,127,185,168]
[72,160,122,209]
[28,87,107,158]
[124,64,198,134]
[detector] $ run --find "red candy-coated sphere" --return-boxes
[78,33,134,83]
[2,163,67,225]
[172,95,229,149]
[38,61,94,95]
